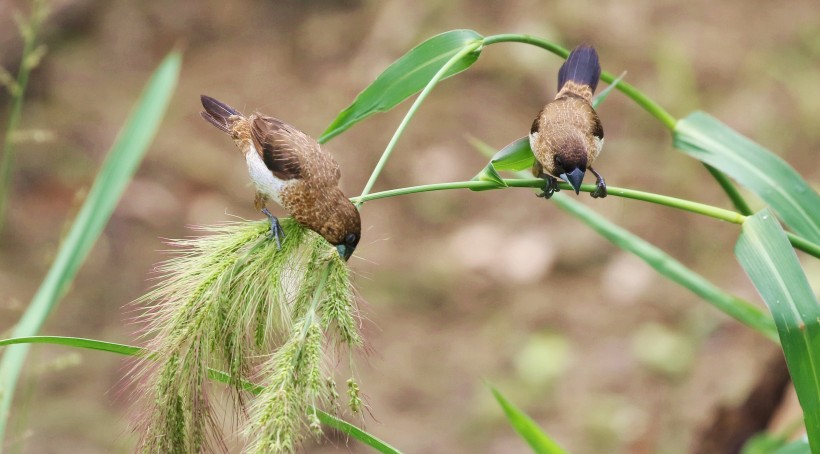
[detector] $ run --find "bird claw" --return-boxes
[536,175,560,199]
[262,208,285,249]
[589,168,607,198]
[590,179,607,198]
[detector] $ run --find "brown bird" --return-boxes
[200,95,361,261]
[530,44,606,199]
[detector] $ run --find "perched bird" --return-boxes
[529,44,606,199]
[200,95,361,261]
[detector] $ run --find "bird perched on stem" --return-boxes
[200,95,361,261]
[530,44,606,199]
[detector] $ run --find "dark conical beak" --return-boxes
[559,168,586,195]
[336,244,354,261]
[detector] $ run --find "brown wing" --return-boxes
[249,115,341,184]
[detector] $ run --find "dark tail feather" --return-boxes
[200,95,240,133]
[557,44,601,93]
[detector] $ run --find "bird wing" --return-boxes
[250,116,342,185]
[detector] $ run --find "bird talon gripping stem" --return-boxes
[590,166,607,198]
[536,175,560,199]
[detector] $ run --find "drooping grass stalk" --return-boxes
[355,40,483,205]
[0,0,50,231]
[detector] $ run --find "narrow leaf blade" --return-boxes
[469,136,535,191]
[489,136,535,172]
[0,51,181,443]
[490,385,568,454]
[675,112,820,243]
[735,209,820,451]
[320,30,483,142]
[591,70,626,109]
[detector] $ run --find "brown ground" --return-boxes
[1,0,819,453]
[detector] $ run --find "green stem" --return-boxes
[482,34,678,131]
[350,178,820,259]
[353,179,744,223]
[703,164,754,215]
[0,0,47,232]
[356,41,482,206]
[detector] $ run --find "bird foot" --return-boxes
[262,208,285,249]
[536,175,561,199]
[590,170,607,198]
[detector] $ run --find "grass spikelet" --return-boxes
[130,218,365,453]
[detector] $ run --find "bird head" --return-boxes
[321,198,361,262]
[554,142,589,195]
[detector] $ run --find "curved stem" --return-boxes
[356,41,483,206]
[354,179,744,223]
[350,178,820,259]
[704,164,754,215]
[483,34,678,130]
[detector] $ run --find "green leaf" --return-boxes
[488,136,535,172]
[0,336,402,453]
[591,70,626,109]
[490,385,568,454]
[675,112,820,243]
[320,29,483,143]
[0,51,181,444]
[0,336,141,356]
[469,136,534,191]
[735,210,820,451]
[553,193,778,341]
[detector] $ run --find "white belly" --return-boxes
[245,147,292,206]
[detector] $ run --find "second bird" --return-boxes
[200,95,361,261]
[530,44,607,199]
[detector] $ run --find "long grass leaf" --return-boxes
[319,30,483,143]
[675,112,820,243]
[490,385,568,454]
[0,51,181,446]
[735,210,820,451]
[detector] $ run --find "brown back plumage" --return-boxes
[200,95,361,251]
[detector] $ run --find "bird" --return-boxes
[200,95,361,261]
[529,44,606,199]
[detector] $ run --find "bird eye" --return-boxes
[345,233,358,245]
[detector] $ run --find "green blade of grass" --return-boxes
[553,192,777,341]
[319,29,483,143]
[735,210,820,451]
[489,385,568,454]
[0,336,402,454]
[0,51,181,446]
[675,112,820,243]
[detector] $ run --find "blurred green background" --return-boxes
[1,0,818,452]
